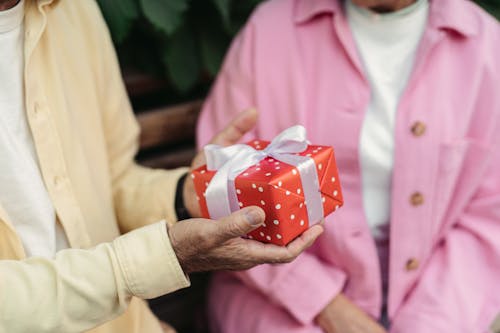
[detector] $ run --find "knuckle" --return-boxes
[194,227,215,249]
[225,220,246,237]
[200,235,216,249]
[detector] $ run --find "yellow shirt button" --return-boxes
[34,102,43,115]
[53,176,63,187]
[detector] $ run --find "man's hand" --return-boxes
[168,206,323,273]
[183,108,258,218]
[316,294,387,333]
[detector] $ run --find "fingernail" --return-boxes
[245,208,263,226]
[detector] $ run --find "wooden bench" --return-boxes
[121,68,202,169]
[136,99,202,169]
[125,70,210,333]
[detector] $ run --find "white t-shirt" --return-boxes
[0,0,69,257]
[347,0,429,239]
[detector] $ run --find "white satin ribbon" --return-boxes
[204,126,324,226]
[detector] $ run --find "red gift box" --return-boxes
[192,130,343,246]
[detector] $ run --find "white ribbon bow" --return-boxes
[204,125,324,225]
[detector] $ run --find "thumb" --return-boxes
[216,206,265,242]
[209,108,258,146]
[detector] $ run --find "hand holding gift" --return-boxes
[173,109,324,272]
[191,123,343,246]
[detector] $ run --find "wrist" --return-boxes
[175,173,192,221]
[182,172,202,218]
[316,293,345,326]
[166,223,185,273]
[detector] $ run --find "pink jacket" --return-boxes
[197,0,500,332]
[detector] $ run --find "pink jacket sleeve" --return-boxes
[196,18,347,325]
[391,102,500,332]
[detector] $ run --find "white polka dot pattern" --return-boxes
[191,142,343,246]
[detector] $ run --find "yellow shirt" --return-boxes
[0,0,190,332]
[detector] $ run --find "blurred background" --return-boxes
[96,0,266,176]
[97,0,263,107]
[95,0,500,171]
[98,0,499,106]
[94,1,500,332]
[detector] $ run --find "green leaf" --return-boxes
[476,0,500,19]
[230,0,264,34]
[199,24,230,76]
[96,0,139,44]
[211,0,231,27]
[140,0,189,36]
[163,23,200,93]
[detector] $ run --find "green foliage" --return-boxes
[476,0,500,19]
[97,0,139,43]
[139,0,188,36]
[162,21,199,93]
[97,0,264,96]
[96,0,499,98]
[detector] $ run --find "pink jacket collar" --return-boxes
[294,0,478,37]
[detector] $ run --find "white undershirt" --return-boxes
[347,0,428,239]
[0,0,68,257]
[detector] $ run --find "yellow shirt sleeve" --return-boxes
[0,221,190,333]
[86,0,189,232]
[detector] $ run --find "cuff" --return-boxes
[163,167,190,225]
[390,308,458,333]
[175,172,191,221]
[113,221,190,299]
[270,259,347,325]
